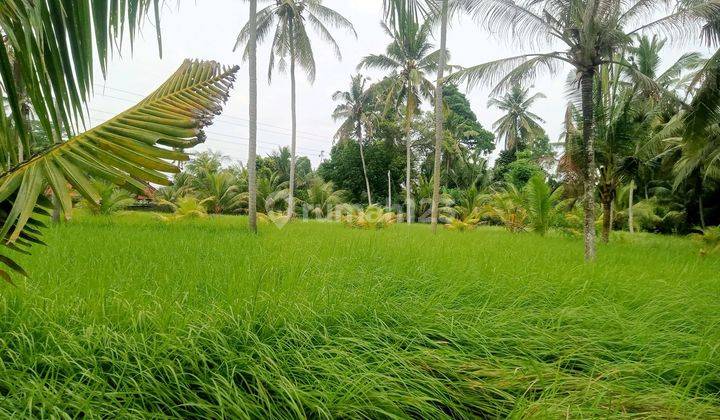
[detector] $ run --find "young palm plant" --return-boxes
[523,174,564,236]
[236,0,355,218]
[158,196,212,222]
[80,181,136,216]
[200,171,245,215]
[483,184,529,233]
[445,186,485,231]
[456,0,720,261]
[358,17,442,224]
[302,176,346,219]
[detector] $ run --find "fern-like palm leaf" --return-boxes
[0,59,239,283]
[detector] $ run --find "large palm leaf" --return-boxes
[0,59,239,283]
[0,0,164,161]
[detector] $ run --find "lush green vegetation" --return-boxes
[2,213,719,417]
[3,0,720,416]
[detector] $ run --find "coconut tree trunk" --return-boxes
[287,23,297,218]
[699,193,706,230]
[356,122,372,206]
[581,71,597,261]
[431,0,449,234]
[51,195,61,223]
[387,170,392,208]
[247,0,258,233]
[628,181,634,234]
[405,97,415,224]
[601,196,611,244]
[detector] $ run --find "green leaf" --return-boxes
[0,59,239,282]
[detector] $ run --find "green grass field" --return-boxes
[1,213,719,418]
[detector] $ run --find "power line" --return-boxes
[90,92,332,147]
[86,114,326,157]
[92,83,334,142]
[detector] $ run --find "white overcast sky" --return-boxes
[86,0,708,167]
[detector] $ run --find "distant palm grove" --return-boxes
[156,0,720,258]
[3,1,720,417]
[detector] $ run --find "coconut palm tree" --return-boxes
[596,37,703,242]
[382,0,454,233]
[430,0,450,233]
[358,17,441,224]
[0,2,240,282]
[457,0,720,261]
[487,85,546,151]
[332,74,375,206]
[80,181,137,216]
[621,35,704,234]
[302,176,346,218]
[524,174,564,236]
[247,0,259,233]
[199,171,245,215]
[236,0,355,218]
[383,0,430,27]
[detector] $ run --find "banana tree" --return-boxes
[0,60,239,283]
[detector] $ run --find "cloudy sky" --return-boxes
[86,0,706,167]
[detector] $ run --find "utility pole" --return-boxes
[387,170,392,209]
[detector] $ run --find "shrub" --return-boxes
[341,205,397,230]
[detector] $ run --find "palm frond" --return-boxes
[450,53,565,93]
[0,59,239,281]
[0,0,165,155]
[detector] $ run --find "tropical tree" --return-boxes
[358,17,441,224]
[383,0,431,27]
[623,35,704,234]
[332,74,375,205]
[381,0,453,233]
[654,9,720,230]
[457,0,720,261]
[80,181,136,216]
[236,0,355,218]
[483,184,528,233]
[445,185,485,231]
[199,172,245,215]
[441,84,495,155]
[256,167,288,214]
[158,196,212,221]
[487,85,546,151]
[260,146,312,184]
[415,85,495,189]
[430,0,450,233]
[0,1,166,280]
[186,151,226,186]
[318,126,406,205]
[523,174,563,236]
[247,0,259,233]
[302,176,346,218]
[156,172,194,204]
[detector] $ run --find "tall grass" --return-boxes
[1,213,719,417]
